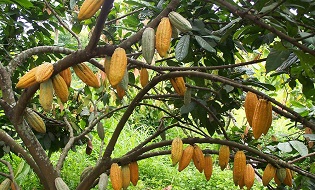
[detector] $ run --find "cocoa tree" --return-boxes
[1,0,315,189]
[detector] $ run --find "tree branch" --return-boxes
[0,159,20,190]
[0,64,15,105]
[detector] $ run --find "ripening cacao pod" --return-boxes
[178,144,194,172]
[252,99,272,139]
[35,62,54,83]
[244,164,255,190]
[52,74,69,103]
[155,17,172,57]
[109,47,127,87]
[80,166,93,182]
[116,85,126,99]
[129,162,139,186]
[25,108,46,133]
[244,91,258,127]
[121,165,130,190]
[274,173,281,185]
[276,168,287,183]
[59,68,72,88]
[142,27,155,64]
[39,79,53,112]
[238,174,245,189]
[110,163,123,190]
[78,0,105,21]
[168,11,192,32]
[233,151,246,186]
[170,77,186,96]
[283,168,292,187]
[262,163,276,186]
[16,67,38,88]
[204,154,213,181]
[98,173,109,190]
[0,178,11,190]
[55,177,70,190]
[171,137,183,166]
[104,56,111,76]
[218,145,230,170]
[73,63,100,88]
[140,68,149,88]
[193,144,205,173]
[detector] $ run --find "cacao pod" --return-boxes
[80,166,93,182]
[109,47,127,87]
[171,24,179,38]
[168,11,192,32]
[98,173,108,190]
[16,67,38,88]
[129,161,139,186]
[170,77,186,96]
[140,68,149,88]
[192,144,205,173]
[52,74,69,103]
[97,122,105,141]
[218,145,230,170]
[204,154,213,181]
[244,164,255,190]
[171,137,183,166]
[0,178,11,190]
[104,56,111,76]
[155,17,172,57]
[276,168,286,183]
[110,163,123,190]
[35,62,54,83]
[116,85,126,99]
[238,174,245,189]
[233,150,246,186]
[25,108,46,133]
[59,68,72,88]
[73,63,100,88]
[78,0,105,21]
[283,168,292,187]
[274,173,281,185]
[252,99,272,139]
[117,68,129,91]
[178,144,194,172]
[39,79,53,112]
[121,165,130,190]
[244,91,258,127]
[55,177,70,190]
[142,27,155,64]
[262,163,276,186]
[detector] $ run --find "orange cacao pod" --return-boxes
[110,163,123,190]
[218,145,230,170]
[109,47,127,87]
[78,0,105,21]
[233,150,246,186]
[170,77,186,96]
[73,63,100,88]
[204,154,213,181]
[244,91,258,127]
[244,164,255,190]
[283,168,292,187]
[178,145,194,172]
[52,74,69,103]
[262,163,276,186]
[116,85,126,99]
[129,162,139,186]
[238,174,245,189]
[171,137,183,166]
[16,67,38,88]
[274,173,281,185]
[59,68,72,88]
[39,78,53,112]
[25,108,46,133]
[252,99,272,139]
[155,17,172,57]
[35,62,54,83]
[140,68,149,88]
[192,144,205,173]
[121,165,130,190]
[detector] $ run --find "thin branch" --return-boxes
[288,152,315,164]
[105,8,145,25]
[0,159,20,190]
[258,0,286,18]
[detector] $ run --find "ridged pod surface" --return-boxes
[171,137,183,166]
[276,168,287,183]
[142,27,155,64]
[244,164,255,190]
[121,165,130,190]
[218,145,230,170]
[262,163,276,186]
[274,173,281,185]
[0,178,11,190]
[104,56,111,76]
[59,68,72,88]
[140,68,149,88]
[155,17,172,57]
[178,145,194,172]
[25,108,46,133]
[78,0,105,21]
[73,63,100,88]
[170,77,186,96]
[168,11,192,32]
[98,173,108,190]
[55,177,70,190]
[109,47,127,87]
[16,67,38,88]
[252,99,272,139]
[129,162,139,186]
[110,163,122,190]
[192,144,205,173]
[35,62,54,83]
[39,79,53,112]
[283,168,292,187]
[233,151,246,186]
[80,166,93,182]
[52,74,69,103]
[244,92,258,127]
[204,154,213,181]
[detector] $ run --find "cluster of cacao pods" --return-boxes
[109,161,139,190]
[262,164,293,187]
[232,150,255,189]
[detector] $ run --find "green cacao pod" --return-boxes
[168,11,192,32]
[98,173,108,190]
[0,178,11,190]
[55,177,70,190]
[276,168,287,183]
[80,166,93,182]
[142,27,155,64]
[25,108,46,133]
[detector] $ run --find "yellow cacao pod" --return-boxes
[140,68,149,88]
[39,78,53,112]
[193,144,205,173]
[204,154,213,181]
[283,168,292,187]
[142,27,155,64]
[25,108,46,133]
[244,164,255,190]
[155,17,172,57]
[244,91,258,127]
[233,150,246,186]
[55,177,70,190]
[16,67,38,88]
[52,74,69,103]
[170,77,186,96]
[110,163,123,190]
[109,47,127,87]
[168,11,192,32]
[262,163,276,186]
[78,0,105,21]
[171,137,183,166]
[73,63,100,88]
[178,144,194,172]
[59,68,72,88]
[121,165,130,190]
[276,168,287,183]
[252,99,272,139]
[0,178,11,190]
[218,145,230,170]
[129,162,139,186]
[35,62,54,83]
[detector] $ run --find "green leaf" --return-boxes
[195,35,215,53]
[175,35,190,61]
[266,49,291,73]
[277,142,292,153]
[13,0,33,8]
[294,50,315,77]
[259,2,279,13]
[242,80,276,91]
[72,23,83,34]
[304,134,315,141]
[289,140,308,156]
[180,102,196,115]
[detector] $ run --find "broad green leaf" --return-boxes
[259,2,279,13]
[277,142,292,153]
[290,140,308,156]
[304,134,315,141]
[175,35,190,61]
[72,23,83,34]
[180,102,196,115]
[195,35,215,53]
[294,50,315,77]
[15,162,31,182]
[13,0,33,8]
[266,49,291,73]
[14,160,25,177]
